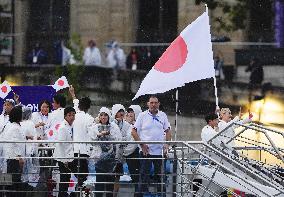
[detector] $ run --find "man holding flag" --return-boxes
[130,8,215,196]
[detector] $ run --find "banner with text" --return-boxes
[0,86,56,113]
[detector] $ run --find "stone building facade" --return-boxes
[0,0,276,66]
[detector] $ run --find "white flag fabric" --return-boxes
[67,173,77,194]
[133,11,214,100]
[0,81,12,99]
[52,76,69,92]
[45,122,61,141]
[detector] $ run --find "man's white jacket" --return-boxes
[54,119,74,163]
[72,99,95,155]
[3,122,26,159]
[45,107,64,140]
[0,114,9,136]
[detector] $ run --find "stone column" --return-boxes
[14,0,29,65]
[70,0,138,51]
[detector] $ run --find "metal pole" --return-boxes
[174,89,178,141]
[173,144,177,197]
[213,76,219,110]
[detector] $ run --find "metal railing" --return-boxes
[0,138,283,196]
[205,121,284,193]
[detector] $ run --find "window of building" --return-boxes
[0,0,13,57]
[27,0,70,63]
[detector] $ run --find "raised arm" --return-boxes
[69,85,79,111]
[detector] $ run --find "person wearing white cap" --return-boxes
[124,105,142,196]
[89,107,122,197]
[125,105,142,125]
[111,104,132,196]
[21,107,40,188]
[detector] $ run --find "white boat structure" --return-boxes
[174,122,284,197]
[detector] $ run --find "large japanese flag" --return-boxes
[133,11,214,100]
[0,81,12,99]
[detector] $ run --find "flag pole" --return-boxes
[174,88,178,140]
[213,76,219,110]
[205,3,219,110]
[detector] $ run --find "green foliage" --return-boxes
[55,33,85,100]
[195,0,249,32]
[195,0,218,9]
[66,33,84,63]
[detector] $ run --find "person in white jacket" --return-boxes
[45,94,66,141]
[69,85,95,188]
[111,104,132,196]
[3,106,26,197]
[53,106,76,197]
[31,100,51,140]
[89,107,122,197]
[200,113,230,162]
[218,108,253,153]
[21,107,40,188]
[0,99,15,173]
[201,113,221,147]
[0,99,15,134]
[125,105,142,196]
[106,41,126,69]
[83,40,102,66]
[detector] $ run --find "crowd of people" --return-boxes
[27,40,159,71]
[0,82,258,197]
[0,88,171,197]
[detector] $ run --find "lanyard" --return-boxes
[33,49,41,57]
[148,112,163,125]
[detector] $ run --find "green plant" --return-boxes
[55,33,85,99]
[196,0,249,32]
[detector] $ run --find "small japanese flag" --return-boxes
[0,81,12,99]
[45,123,61,141]
[52,76,69,92]
[68,173,77,194]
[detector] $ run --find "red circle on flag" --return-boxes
[154,36,188,73]
[55,124,60,130]
[1,86,7,93]
[69,179,75,187]
[58,80,64,86]
[49,130,53,136]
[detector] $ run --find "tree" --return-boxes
[196,0,274,42]
[195,0,249,32]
